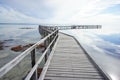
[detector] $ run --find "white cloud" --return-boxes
[0,0,120,27]
[45,0,120,23]
[0,6,44,23]
[44,0,120,33]
[0,0,53,19]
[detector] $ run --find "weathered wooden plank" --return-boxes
[44,77,104,80]
[50,63,92,66]
[47,69,99,73]
[45,74,103,79]
[46,71,101,76]
[48,68,97,72]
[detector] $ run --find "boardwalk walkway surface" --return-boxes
[44,33,105,80]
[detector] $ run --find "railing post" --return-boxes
[45,39,49,62]
[53,29,56,45]
[51,33,54,49]
[44,30,48,62]
[31,49,37,80]
[56,30,58,40]
[31,49,36,67]
[45,40,48,62]
[43,30,45,38]
[50,34,52,52]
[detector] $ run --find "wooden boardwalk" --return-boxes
[44,33,105,80]
[0,26,109,80]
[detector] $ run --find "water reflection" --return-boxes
[96,33,120,58]
[0,25,41,67]
[98,34,120,45]
[0,25,42,80]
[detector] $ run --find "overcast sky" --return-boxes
[0,0,120,28]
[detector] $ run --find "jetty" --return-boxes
[0,25,110,80]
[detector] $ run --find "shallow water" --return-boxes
[0,24,41,67]
[0,24,42,80]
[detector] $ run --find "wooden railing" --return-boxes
[39,25,101,30]
[0,26,59,80]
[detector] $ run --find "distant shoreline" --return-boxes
[0,23,40,25]
[19,27,35,29]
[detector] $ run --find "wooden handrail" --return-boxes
[38,35,59,80]
[39,25,101,30]
[25,34,58,80]
[0,28,58,78]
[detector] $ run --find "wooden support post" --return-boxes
[45,51,47,62]
[31,49,36,67]
[31,49,37,80]
[44,30,49,62]
[49,33,52,52]
[44,30,46,37]
[48,36,50,55]
[43,30,45,38]
[45,39,48,62]
[51,34,54,49]
[53,31,56,45]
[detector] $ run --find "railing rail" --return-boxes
[39,25,101,30]
[0,26,59,80]
[58,25,101,30]
[25,33,58,80]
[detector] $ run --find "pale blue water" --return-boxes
[0,24,40,42]
[0,24,41,67]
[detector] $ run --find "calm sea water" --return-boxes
[0,24,41,67]
[0,24,120,80]
[0,24,42,80]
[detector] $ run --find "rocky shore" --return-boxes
[0,39,45,52]
[11,43,45,52]
[19,27,35,29]
[11,44,34,52]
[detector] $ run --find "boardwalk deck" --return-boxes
[43,33,105,80]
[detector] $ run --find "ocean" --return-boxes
[0,24,42,80]
[0,24,120,80]
[0,24,41,66]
